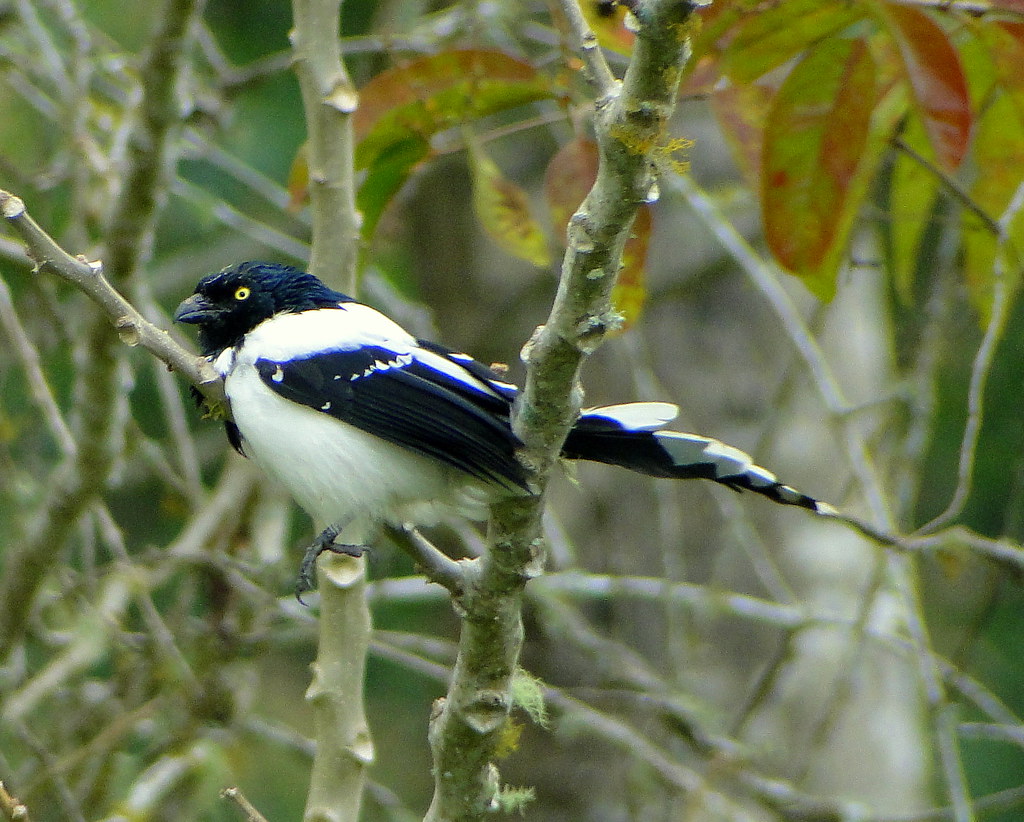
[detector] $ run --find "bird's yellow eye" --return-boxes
[234,286,251,301]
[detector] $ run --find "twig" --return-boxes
[555,0,617,98]
[304,553,375,822]
[0,782,31,822]
[0,272,77,458]
[384,523,468,595]
[221,787,270,822]
[0,190,221,398]
[915,178,1024,534]
[290,0,359,290]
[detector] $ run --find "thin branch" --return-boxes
[303,554,375,822]
[672,173,897,529]
[554,0,617,98]
[384,523,468,595]
[221,787,270,822]
[0,190,221,398]
[915,178,1024,534]
[0,272,77,458]
[0,781,32,822]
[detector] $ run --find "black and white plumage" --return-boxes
[174,262,829,589]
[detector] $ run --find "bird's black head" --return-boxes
[174,261,352,355]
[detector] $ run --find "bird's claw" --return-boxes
[295,527,368,604]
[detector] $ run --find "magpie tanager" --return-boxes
[174,261,829,594]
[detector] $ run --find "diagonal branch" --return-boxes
[0,191,221,398]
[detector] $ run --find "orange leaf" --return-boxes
[762,37,878,297]
[611,206,651,332]
[286,143,309,213]
[544,137,599,242]
[355,50,553,170]
[876,2,972,172]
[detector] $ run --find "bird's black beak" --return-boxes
[173,293,217,325]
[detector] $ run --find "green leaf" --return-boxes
[467,134,551,268]
[874,2,972,172]
[975,21,1024,124]
[355,50,554,171]
[886,115,941,303]
[357,137,430,242]
[762,37,878,298]
[963,91,1024,310]
[717,0,865,84]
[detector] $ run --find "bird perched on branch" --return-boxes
[175,261,830,595]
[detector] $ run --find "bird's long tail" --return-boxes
[561,402,831,514]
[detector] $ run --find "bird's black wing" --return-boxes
[255,344,528,489]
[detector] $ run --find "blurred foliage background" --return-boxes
[3,1,1024,820]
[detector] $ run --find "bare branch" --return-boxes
[221,787,270,822]
[290,2,372,821]
[0,781,32,822]
[383,523,468,595]
[290,0,359,291]
[0,191,221,398]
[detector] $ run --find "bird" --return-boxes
[174,261,830,595]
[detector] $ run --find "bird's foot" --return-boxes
[295,525,368,603]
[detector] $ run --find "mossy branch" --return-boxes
[423,2,697,820]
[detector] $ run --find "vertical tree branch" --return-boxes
[303,554,375,822]
[424,2,697,820]
[290,2,371,821]
[290,0,359,291]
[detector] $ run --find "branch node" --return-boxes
[463,690,510,734]
[116,317,142,347]
[0,192,25,219]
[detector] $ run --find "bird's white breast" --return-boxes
[219,315,490,531]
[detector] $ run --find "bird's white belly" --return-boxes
[224,363,487,528]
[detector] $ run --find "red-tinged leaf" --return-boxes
[467,135,551,268]
[579,0,635,55]
[763,38,878,297]
[287,143,309,213]
[610,205,651,332]
[544,137,599,243]
[963,92,1024,311]
[992,0,1024,10]
[712,81,774,192]
[355,50,554,170]
[875,3,972,172]
[717,0,865,84]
